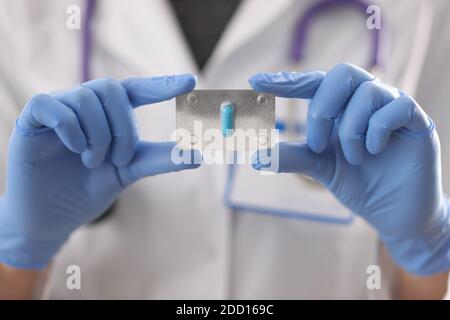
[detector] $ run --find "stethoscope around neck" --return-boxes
[291,0,382,68]
[80,0,384,225]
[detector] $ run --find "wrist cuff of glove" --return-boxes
[0,198,62,269]
[0,228,63,269]
[383,201,450,275]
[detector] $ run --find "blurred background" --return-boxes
[0,0,449,299]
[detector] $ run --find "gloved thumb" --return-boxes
[118,141,201,187]
[252,142,333,185]
[120,74,197,108]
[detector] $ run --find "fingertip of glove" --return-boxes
[365,135,384,156]
[175,74,197,92]
[71,139,88,154]
[81,152,104,169]
[307,140,325,154]
[345,155,363,166]
[111,151,134,168]
[248,73,269,92]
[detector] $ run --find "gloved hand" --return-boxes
[249,63,450,275]
[0,75,200,269]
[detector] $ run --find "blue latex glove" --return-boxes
[0,75,200,269]
[249,63,450,275]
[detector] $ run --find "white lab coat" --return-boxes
[0,0,449,299]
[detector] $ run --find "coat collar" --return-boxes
[204,0,294,73]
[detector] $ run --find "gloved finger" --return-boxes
[82,78,138,167]
[53,86,112,168]
[118,141,201,187]
[251,142,334,185]
[120,74,197,108]
[248,71,325,98]
[307,63,375,153]
[338,80,397,165]
[366,95,431,155]
[17,94,87,153]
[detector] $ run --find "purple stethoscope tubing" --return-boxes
[290,0,382,68]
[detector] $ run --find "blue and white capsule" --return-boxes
[220,101,235,137]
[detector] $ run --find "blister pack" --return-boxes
[175,90,276,151]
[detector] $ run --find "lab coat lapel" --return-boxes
[205,0,293,73]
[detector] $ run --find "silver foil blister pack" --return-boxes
[175,90,276,151]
